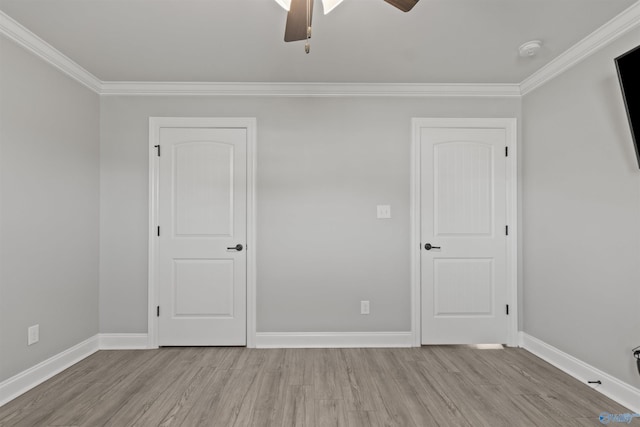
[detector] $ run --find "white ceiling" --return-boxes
[0,0,636,83]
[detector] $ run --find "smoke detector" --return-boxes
[519,40,542,57]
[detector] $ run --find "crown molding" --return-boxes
[520,1,640,96]
[100,81,521,97]
[4,0,640,99]
[1,9,518,98]
[0,10,102,93]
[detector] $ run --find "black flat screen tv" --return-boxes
[615,44,640,169]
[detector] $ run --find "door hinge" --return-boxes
[154,145,161,156]
[505,225,509,236]
[157,226,160,237]
[157,306,160,317]
[505,146,509,157]
[506,304,510,315]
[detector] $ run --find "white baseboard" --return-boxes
[6,330,637,413]
[0,333,151,408]
[255,332,414,348]
[0,335,99,407]
[98,333,149,350]
[520,332,640,414]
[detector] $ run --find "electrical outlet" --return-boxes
[361,300,370,315]
[28,324,39,346]
[376,205,391,219]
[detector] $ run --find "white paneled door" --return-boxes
[157,127,247,346]
[420,126,509,344]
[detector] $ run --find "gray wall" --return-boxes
[0,37,100,381]
[522,28,640,387]
[99,96,521,333]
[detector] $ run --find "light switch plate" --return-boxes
[361,301,370,315]
[377,205,391,219]
[28,324,39,346]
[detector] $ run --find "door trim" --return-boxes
[148,117,257,349]
[410,118,518,347]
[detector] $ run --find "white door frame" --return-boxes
[410,118,518,347]
[148,117,257,349]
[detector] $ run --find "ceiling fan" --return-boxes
[273,0,420,53]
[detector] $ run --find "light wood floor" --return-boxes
[0,346,629,426]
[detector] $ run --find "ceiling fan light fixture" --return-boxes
[322,0,344,14]
[274,0,292,11]
[276,0,341,14]
[281,0,418,51]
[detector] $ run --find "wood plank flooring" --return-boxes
[0,346,630,426]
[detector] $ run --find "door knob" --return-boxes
[227,244,243,251]
[424,243,441,250]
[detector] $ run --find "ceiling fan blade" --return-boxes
[384,0,419,12]
[285,0,314,42]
